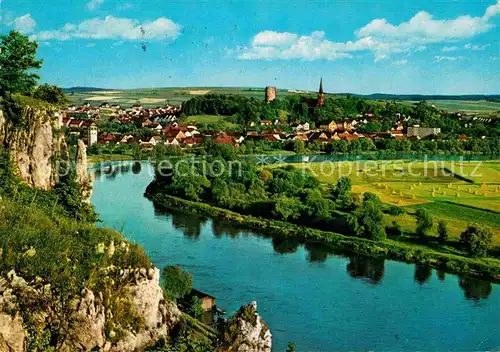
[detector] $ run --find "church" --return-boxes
[303,78,325,108]
[317,78,325,107]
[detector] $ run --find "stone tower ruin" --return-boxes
[265,86,277,103]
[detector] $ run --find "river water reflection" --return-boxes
[91,162,500,351]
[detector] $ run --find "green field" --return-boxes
[66,87,500,114]
[66,87,302,108]
[267,160,500,243]
[403,100,500,114]
[184,115,240,129]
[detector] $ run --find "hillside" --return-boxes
[0,101,184,350]
[65,86,500,112]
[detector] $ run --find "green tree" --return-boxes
[387,220,403,236]
[347,193,385,240]
[274,197,303,221]
[211,143,238,160]
[415,208,433,239]
[132,144,143,160]
[284,139,306,153]
[189,296,203,319]
[293,139,306,154]
[437,220,449,243]
[332,177,352,207]
[33,84,68,105]
[161,265,193,301]
[460,225,493,258]
[0,31,43,96]
[304,189,333,219]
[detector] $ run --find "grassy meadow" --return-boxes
[66,87,301,108]
[404,100,500,114]
[267,160,500,243]
[184,114,240,129]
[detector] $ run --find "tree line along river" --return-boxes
[91,162,500,351]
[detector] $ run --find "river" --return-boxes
[91,162,500,351]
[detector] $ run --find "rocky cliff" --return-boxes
[0,264,182,352]
[75,139,93,201]
[218,301,272,352]
[0,105,68,190]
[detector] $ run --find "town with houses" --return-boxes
[60,80,485,152]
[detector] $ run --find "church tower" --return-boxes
[317,78,325,107]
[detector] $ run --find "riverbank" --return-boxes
[145,192,500,282]
[88,152,499,165]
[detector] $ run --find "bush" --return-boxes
[460,225,493,258]
[161,265,193,301]
[384,205,404,216]
[189,296,203,319]
[415,208,433,239]
[347,193,385,240]
[386,221,403,236]
[438,220,449,244]
[33,84,68,105]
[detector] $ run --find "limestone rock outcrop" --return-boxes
[0,312,25,352]
[218,301,272,352]
[75,139,93,202]
[0,267,182,352]
[0,107,68,190]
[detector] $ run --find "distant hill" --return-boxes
[62,87,500,103]
[345,93,500,102]
[62,87,113,93]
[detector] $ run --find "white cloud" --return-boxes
[252,31,298,47]
[31,16,182,41]
[435,55,466,62]
[14,14,36,34]
[484,0,500,19]
[237,0,500,62]
[442,43,490,52]
[238,30,414,62]
[239,31,358,61]
[356,11,492,43]
[464,43,490,51]
[392,59,408,65]
[87,0,104,11]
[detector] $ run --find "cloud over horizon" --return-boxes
[30,15,182,41]
[238,0,500,62]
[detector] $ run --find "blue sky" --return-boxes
[1,0,499,94]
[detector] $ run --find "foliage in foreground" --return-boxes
[0,31,42,97]
[0,145,151,349]
[162,265,193,301]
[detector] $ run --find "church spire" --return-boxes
[317,77,325,107]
